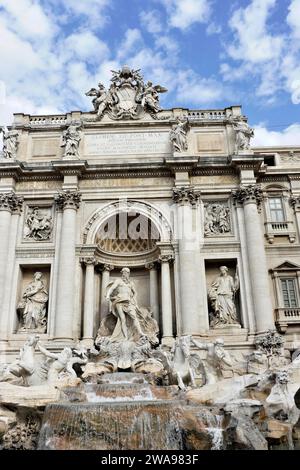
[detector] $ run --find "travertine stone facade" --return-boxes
[1,68,300,362]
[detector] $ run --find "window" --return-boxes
[281,278,298,308]
[269,197,285,222]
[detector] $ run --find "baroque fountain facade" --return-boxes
[0,66,300,450]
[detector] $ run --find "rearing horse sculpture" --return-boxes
[159,336,201,390]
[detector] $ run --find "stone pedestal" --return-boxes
[54,191,81,341]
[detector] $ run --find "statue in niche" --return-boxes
[24,207,53,241]
[191,337,234,385]
[17,272,48,333]
[204,203,231,236]
[61,124,81,158]
[208,266,240,328]
[169,117,189,152]
[0,126,19,159]
[93,267,161,374]
[228,116,254,153]
[98,267,158,343]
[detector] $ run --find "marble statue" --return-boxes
[139,81,167,114]
[8,335,40,386]
[229,116,254,153]
[86,65,167,120]
[204,203,231,236]
[157,336,201,390]
[17,272,48,333]
[61,124,81,159]
[169,117,189,152]
[191,337,233,385]
[208,266,240,327]
[104,267,154,342]
[0,126,19,159]
[24,207,53,241]
[37,343,88,384]
[92,267,161,374]
[266,370,299,429]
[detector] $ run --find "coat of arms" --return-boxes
[86,65,167,120]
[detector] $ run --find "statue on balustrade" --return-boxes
[17,272,48,333]
[0,126,19,159]
[228,116,254,153]
[169,117,189,152]
[61,124,81,159]
[208,266,240,328]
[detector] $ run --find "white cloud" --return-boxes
[287,0,300,38]
[175,70,227,105]
[0,0,55,40]
[158,0,211,30]
[61,0,111,28]
[227,0,284,64]
[253,123,300,146]
[117,29,144,61]
[62,31,109,63]
[140,10,163,34]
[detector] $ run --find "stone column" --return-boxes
[159,254,174,344]
[81,257,96,345]
[100,264,114,318]
[233,185,275,333]
[54,190,81,341]
[0,193,23,337]
[145,263,159,323]
[173,187,207,335]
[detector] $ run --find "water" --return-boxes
[37,373,225,450]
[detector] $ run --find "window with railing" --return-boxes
[269,197,285,222]
[281,278,298,308]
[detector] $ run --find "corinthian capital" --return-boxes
[172,186,201,206]
[232,184,263,208]
[55,190,81,210]
[0,192,23,213]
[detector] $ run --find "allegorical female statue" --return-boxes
[61,124,81,158]
[17,272,48,333]
[208,266,240,327]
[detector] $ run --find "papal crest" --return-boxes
[86,65,167,121]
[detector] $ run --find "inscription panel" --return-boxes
[84,132,171,156]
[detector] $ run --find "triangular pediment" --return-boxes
[272,261,300,271]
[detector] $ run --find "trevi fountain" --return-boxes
[0,66,300,451]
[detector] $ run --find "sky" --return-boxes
[0,0,299,146]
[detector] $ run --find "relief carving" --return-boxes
[204,202,231,236]
[24,207,53,241]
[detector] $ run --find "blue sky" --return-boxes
[0,0,299,146]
